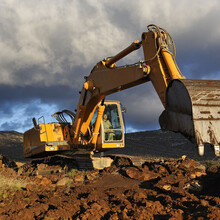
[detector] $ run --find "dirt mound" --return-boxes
[0,154,219,219]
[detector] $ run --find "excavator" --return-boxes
[23,25,220,168]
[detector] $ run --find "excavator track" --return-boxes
[19,154,94,176]
[20,154,114,173]
[160,79,220,156]
[19,154,149,175]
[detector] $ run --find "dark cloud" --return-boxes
[0,0,220,132]
[0,121,22,131]
[176,45,220,79]
[0,84,80,111]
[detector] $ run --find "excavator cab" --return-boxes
[95,101,125,151]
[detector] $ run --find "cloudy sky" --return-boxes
[0,0,220,133]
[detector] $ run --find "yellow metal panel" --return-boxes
[45,145,71,151]
[161,48,182,80]
[91,105,105,145]
[102,142,124,149]
[23,128,44,157]
[39,123,64,142]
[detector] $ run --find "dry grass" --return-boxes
[200,159,220,168]
[67,169,82,178]
[0,174,29,199]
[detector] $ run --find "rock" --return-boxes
[74,174,85,183]
[178,158,199,170]
[37,163,47,170]
[157,165,168,175]
[190,171,206,179]
[133,192,147,201]
[181,155,187,160]
[169,209,184,219]
[200,199,209,206]
[184,180,203,192]
[86,173,97,181]
[190,173,196,179]
[16,162,25,168]
[0,160,3,168]
[213,197,220,206]
[90,203,102,211]
[142,171,160,181]
[162,184,172,191]
[125,166,160,182]
[174,170,184,177]
[57,177,73,186]
[113,156,132,167]
[26,183,37,192]
[108,212,119,220]
[196,164,206,172]
[36,175,43,179]
[142,164,149,172]
[207,166,218,174]
[125,167,143,180]
[0,155,17,169]
[36,164,53,176]
[118,210,129,219]
[103,165,118,174]
[85,169,100,181]
[50,174,59,183]
[91,169,99,175]
[17,166,25,176]
[39,177,52,186]
[125,166,159,181]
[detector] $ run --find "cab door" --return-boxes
[96,100,125,150]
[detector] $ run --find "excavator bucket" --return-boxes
[159,79,220,156]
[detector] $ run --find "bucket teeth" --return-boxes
[214,145,220,157]
[198,145,204,156]
[160,79,220,156]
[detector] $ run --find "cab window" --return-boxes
[102,104,123,142]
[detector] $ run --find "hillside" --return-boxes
[0,131,24,161]
[0,130,217,161]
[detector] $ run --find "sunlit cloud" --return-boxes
[0,0,220,132]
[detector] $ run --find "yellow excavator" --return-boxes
[23,25,220,165]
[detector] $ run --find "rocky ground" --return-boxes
[0,130,219,219]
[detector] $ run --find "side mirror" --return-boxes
[121,107,127,113]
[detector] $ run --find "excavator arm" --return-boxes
[71,25,184,148]
[72,59,150,144]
